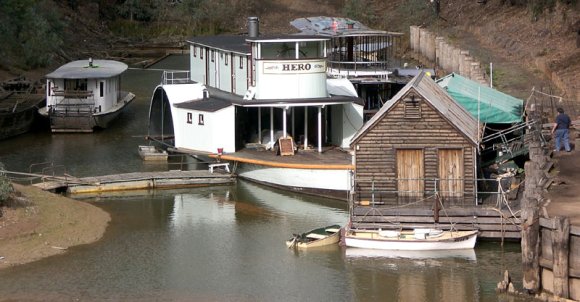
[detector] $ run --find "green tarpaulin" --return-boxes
[436,73,523,124]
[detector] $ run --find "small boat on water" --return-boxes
[344,228,478,251]
[138,145,168,161]
[286,225,342,249]
[40,58,135,132]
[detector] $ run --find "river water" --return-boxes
[0,55,526,301]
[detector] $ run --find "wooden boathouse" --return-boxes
[348,72,522,239]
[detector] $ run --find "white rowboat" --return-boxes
[344,228,478,251]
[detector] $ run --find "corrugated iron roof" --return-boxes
[186,34,328,54]
[351,72,480,146]
[290,16,402,37]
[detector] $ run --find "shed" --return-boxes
[350,72,480,204]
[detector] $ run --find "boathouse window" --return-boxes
[193,46,196,57]
[198,114,204,125]
[99,82,104,97]
[211,50,215,62]
[225,54,228,66]
[239,57,243,69]
[200,49,203,59]
[187,112,192,124]
[404,95,421,119]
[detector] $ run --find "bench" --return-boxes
[208,163,230,173]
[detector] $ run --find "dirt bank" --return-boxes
[0,184,110,270]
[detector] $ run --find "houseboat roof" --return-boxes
[46,59,128,79]
[291,16,403,37]
[436,73,524,124]
[186,34,329,54]
[351,72,480,145]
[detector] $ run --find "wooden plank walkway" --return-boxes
[34,170,235,194]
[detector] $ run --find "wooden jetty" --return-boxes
[33,170,235,194]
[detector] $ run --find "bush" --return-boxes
[0,163,14,207]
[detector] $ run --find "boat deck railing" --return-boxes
[162,71,192,85]
[51,89,93,99]
[327,61,391,81]
[354,176,520,208]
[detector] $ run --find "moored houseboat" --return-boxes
[40,59,135,132]
[147,18,364,198]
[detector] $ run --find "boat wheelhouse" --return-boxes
[41,59,135,132]
[147,19,364,198]
[291,17,407,120]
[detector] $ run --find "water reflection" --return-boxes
[0,55,527,301]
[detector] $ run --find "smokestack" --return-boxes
[248,17,259,37]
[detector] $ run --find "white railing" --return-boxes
[161,71,191,85]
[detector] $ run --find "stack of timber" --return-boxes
[350,205,521,240]
[34,170,235,193]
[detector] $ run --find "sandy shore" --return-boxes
[0,184,110,270]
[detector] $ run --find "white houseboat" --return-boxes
[147,18,364,198]
[40,59,135,132]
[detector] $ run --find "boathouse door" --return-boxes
[438,149,464,198]
[396,149,424,198]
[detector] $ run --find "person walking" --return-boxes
[551,107,572,152]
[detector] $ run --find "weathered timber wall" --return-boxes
[520,128,580,300]
[409,26,488,86]
[538,218,580,300]
[353,88,476,202]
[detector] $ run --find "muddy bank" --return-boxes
[0,184,110,270]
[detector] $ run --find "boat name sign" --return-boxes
[263,60,326,74]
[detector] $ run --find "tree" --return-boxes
[0,0,64,68]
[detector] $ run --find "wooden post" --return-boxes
[552,216,570,298]
[521,197,540,293]
[524,161,540,201]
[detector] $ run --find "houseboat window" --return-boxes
[193,46,197,57]
[298,41,323,58]
[403,95,421,119]
[225,54,228,66]
[239,57,243,69]
[200,49,203,59]
[211,50,215,62]
[259,41,324,59]
[187,112,192,124]
[100,82,104,97]
[198,114,204,125]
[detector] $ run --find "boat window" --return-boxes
[200,48,203,59]
[187,112,192,124]
[198,114,204,125]
[211,50,214,62]
[193,46,196,57]
[225,54,229,66]
[259,41,324,60]
[239,56,243,69]
[100,82,104,97]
